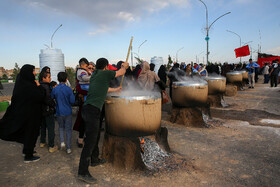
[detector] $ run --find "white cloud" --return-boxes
[118,11,135,22]
[15,0,190,34]
[265,46,280,55]
[88,26,111,36]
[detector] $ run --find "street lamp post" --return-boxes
[196,51,204,64]
[226,30,242,63]
[51,24,63,48]
[138,40,147,59]
[176,47,184,63]
[198,0,231,64]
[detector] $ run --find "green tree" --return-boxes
[2,74,8,80]
[11,63,20,80]
[66,67,76,89]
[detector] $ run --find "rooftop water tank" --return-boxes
[150,56,164,74]
[39,48,65,83]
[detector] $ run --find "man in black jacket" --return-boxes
[270,59,280,87]
[39,71,57,152]
[167,63,186,99]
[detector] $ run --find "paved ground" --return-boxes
[0,82,14,96]
[0,79,280,187]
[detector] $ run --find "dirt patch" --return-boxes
[211,108,280,128]
[170,107,206,127]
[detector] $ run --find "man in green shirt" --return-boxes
[78,58,129,184]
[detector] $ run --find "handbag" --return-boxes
[161,90,170,104]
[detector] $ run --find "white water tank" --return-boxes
[150,56,164,74]
[39,48,65,83]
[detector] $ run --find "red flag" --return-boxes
[108,64,117,70]
[234,45,250,58]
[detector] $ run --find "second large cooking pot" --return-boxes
[105,93,161,137]
[239,70,248,80]
[226,71,243,83]
[172,81,208,107]
[204,76,226,95]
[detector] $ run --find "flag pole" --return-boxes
[120,36,133,87]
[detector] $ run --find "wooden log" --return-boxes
[102,133,146,171]
[102,127,171,171]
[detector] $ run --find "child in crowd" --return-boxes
[39,71,57,152]
[76,58,92,100]
[51,72,75,154]
[50,81,57,89]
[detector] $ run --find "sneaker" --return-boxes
[24,156,40,163]
[49,146,58,153]
[78,173,97,184]
[40,143,46,148]
[248,86,252,88]
[60,142,66,150]
[90,158,106,167]
[66,149,72,154]
[252,87,254,89]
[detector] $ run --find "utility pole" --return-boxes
[226,30,242,63]
[138,40,147,59]
[198,0,231,64]
[176,47,184,63]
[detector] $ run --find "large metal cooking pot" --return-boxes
[105,93,161,137]
[204,77,226,95]
[239,70,248,80]
[226,71,243,83]
[172,81,208,107]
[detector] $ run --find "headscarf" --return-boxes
[158,65,167,84]
[19,64,36,82]
[138,61,160,91]
[116,61,124,70]
[13,64,36,95]
[133,65,141,79]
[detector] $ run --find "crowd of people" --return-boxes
[0,57,279,184]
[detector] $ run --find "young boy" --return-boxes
[51,72,75,154]
[39,71,57,153]
[78,58,129,184]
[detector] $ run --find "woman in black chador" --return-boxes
[0,64,45,163]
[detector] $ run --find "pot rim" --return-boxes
[204,76,226,80]
[238,70,248,73]
[107,95,161,100]
[173,81,208,86]
[226,71,242,75]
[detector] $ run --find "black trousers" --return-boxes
[264,74,270,83]
[270,74,278,87]
[23,117,41,158]
[40,115,55,147]
[77,105,85,139]
[78,104,101,175]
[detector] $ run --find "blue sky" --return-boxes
[1,0,280,69]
